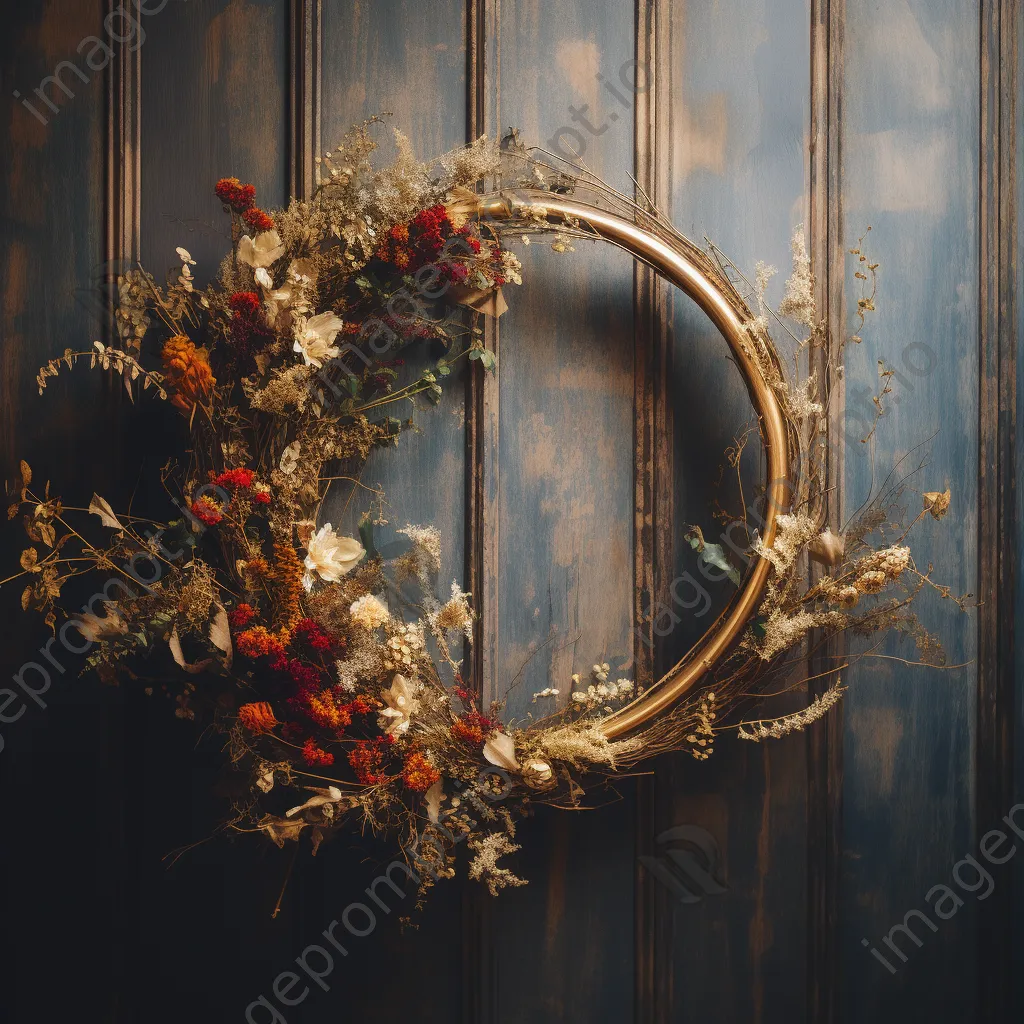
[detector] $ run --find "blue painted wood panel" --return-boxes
[484,4,638,1023]
[841,1,980,1019]
[655,0,814,1019]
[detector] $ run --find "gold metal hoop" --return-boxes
[480,191,790,739]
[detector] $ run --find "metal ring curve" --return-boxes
[479,191,789,739]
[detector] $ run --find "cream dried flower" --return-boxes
[430,581,474,639]
[738,681,845,740]
[349,594,391,630]
[856,570,887,594]
[378,673,420,736]
[238,229,285,269]
[467,833,527,896]
[293,311,344,369]
[302,523,364,589]
[778,227,816,327]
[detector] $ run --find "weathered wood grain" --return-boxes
[652,0,814,1020]
[840,1,980,1019]
[483,2,638,1022]
[0,1,1020,1022]
[0,2,126,1021]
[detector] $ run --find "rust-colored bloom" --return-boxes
[214,176,256,212]
[401,750,440,792]
[302,738,334,767]
[301,688,353,731]
[161,335,216,414]
[236,625,287,659]
[268,541,304,633]
[238,701,278,734]
[242,206,274,232]
[228,603,257,629]
[348,738,388,786]
[450,709,493,747]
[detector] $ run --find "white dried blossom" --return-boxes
[397,523,442,575]
[238,229,285,269]
[571,678,634,709]
[349,594,391,631]
[778,226,816,328]
[738,681,845,740]
[429,581,474,640]
[378,673,421,736]
[303,524,364,589]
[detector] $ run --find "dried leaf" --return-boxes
[425,779,444,824]
[38,522,56,548]
[286,786,343,818]
[19,460,31,489]
[483,731,519,771]
[280,441,301,475]
[168,624,212,674]
[261,814,307,848]
[808,529,845,566]
[71,604,127,642]
[20,586,32,611]
[209,602,233,667]
[19,548,39,573]
[452,285,508,319]
[89,493,124,530]
[922,488,951,520]
[684,527,741,587]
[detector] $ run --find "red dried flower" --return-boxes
[451,709,494,747]
[190,496,223,526]
[302,738,335,767]
[214,467,256,491]
[293,618,335,651]
[252,490,272,505]
[238,701,278,734]
[229,290,261,316]
[228,603,257,629]
[215,176,256,212]
[401,750,440,792]
[242,206,274,232]
[227,291,271,357]
[348,738,389,786]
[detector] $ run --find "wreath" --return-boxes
[7,119,962,898]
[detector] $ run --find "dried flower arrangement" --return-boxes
[4,119,964,900]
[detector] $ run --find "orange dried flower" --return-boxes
[161,335,216,414]
[268,541,304,633]
[238,701,278,734]
[401,750,440,792]
[242,557,270,586]
[302,738,334,767]
[242,206,274,232]
[236,626,287,659]
[303,689,353,731]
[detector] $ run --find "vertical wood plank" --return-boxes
[0,1,117,1019]
[655,0,814,1021]
[484,3,638,1022]
[807,0,845,1019]
[977,0,1017,1020]
[840,1,980,1019]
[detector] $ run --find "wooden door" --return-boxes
[0,1,1020,1021]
